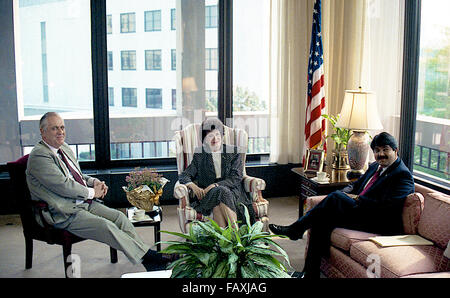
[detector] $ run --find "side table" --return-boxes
[291,167,354,217]
[110,206,162,263]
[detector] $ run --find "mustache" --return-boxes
[377,156,388,160]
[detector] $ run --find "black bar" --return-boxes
[218,0,233,125]
[91,0,111,169]
[399,0,421,171]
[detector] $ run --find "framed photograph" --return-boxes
[304,149,325,173]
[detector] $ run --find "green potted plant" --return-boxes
[158,205,291,278]
[322,114,351,151]
[322,114,351,170]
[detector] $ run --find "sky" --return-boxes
[420,0,450,48]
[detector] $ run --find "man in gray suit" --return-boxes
[26,112,173,272]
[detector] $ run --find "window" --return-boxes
[121,50,136,70]
[7,0,95,163]
[171,49,176,70]
[206,48,218,70]
[146,88,163,109]
[108,87,114,106]
[107,14,112,34]
[145,50,162,71]
[171,8,176,30]
[206,5,218,28]
[145,10,161,32]
[107,0,219,161]
[413,0,450,185]
[233,0,270,154]
[107,51,113,70]
[40,21,49,103]
[122,88,137,107]
[205,90,218,112]
[120,12,135,33]
[172,89,176,110]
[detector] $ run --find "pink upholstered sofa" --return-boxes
[304,184,450,278]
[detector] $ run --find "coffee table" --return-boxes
[110,206,162,263]
[128,206,162,251]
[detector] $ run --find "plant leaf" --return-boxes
[160,230,192,241]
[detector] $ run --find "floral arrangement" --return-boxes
[123,167,169,211]
[125,167,163,192]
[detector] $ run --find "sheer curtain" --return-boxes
[269,0,404,165]
[323,0,404,163]
[269,0,314,164]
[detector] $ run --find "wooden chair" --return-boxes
[173,123,269,233]
[7,155,118,278]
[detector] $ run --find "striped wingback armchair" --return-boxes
[173,123,269,233]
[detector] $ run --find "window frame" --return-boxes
[120,50,136,70]
[145,49,162,71]
[121,87,137,108]
[144,10,161,32]
[145,88,163,109]
[120,12,136,34]
[8,0,444,193]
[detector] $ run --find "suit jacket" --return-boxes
[341,157,415,234]
[178,144,255,222]
[26,141,95,228]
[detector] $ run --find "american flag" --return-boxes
[304,0,326,160]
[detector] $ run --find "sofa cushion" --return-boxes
[350,241,450,278]
[322,246,369,278]
[402,192,424,234]
[331,228,379,252]
[417,192,450,249]
[402,272,450,278]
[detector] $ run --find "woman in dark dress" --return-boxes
[178,118,255,228]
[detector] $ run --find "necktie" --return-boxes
[57,149,86,187]
[359,168,382,196]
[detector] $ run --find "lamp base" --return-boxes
[347,130,369,173]
[346,169,365,180]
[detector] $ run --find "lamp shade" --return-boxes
[335,89,383,130]
[182,77,198,93]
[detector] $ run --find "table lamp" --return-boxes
[335,88,383,179]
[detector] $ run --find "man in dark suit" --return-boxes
[269,132,415,278]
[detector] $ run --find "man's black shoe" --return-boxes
[289,271,305,278]
[289,271,317,279]
[269,224,301,240]
[142,250,180,271]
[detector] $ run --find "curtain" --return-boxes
[269,0,404,165]
[269,0,314,164]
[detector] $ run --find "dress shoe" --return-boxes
[289,271,305,278]
[289,271,317,279]
[161,253,180,263]
[142,250,180,271]
[269,224,302,240]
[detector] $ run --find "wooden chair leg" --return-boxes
[25,236,33,269]
[62,243,72,278]
[110,247,118,263]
